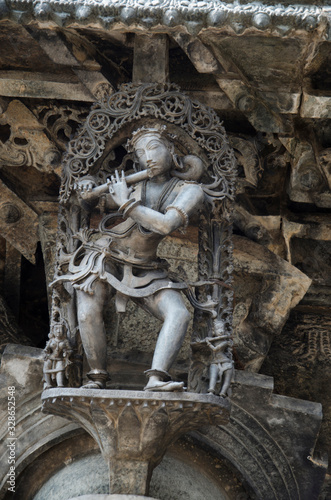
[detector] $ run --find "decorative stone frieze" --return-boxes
[0,0,329,37]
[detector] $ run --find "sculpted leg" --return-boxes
[76,281,109,388]
[43,359,53,389]
[208,363,218,394]
[56,361,65,387]
[141,289,190,391]
[219,368,233,397]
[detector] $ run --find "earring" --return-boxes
[172,153,183,170]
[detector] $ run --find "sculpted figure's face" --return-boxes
[54,326,63,338]
[134,133,172,177]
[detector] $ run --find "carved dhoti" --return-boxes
[51,243,187,312]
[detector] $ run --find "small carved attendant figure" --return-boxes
[43,324,72,389]
[206,320,234,397]
[53,125,205,391]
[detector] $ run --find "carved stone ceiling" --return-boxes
[0,1,330,496]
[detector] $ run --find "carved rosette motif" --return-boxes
[60,83,236,203]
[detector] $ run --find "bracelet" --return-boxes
[119,198,136,212]
[165,205,189,232]
[144,369,171,381]
[122,199,141,216]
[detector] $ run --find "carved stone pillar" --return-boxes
[42,389,230,496]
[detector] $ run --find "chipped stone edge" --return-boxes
[0,0,330,38]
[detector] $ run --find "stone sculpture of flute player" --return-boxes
[206,320,234,397]
[53,125,206,391]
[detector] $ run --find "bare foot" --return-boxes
[144,380,185,392]
[81,380,105,389]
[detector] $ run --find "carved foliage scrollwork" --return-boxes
[34,104,89,151]
[60,83,236,204]
[0,100,61,171]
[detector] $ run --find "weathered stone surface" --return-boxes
[133,34,169,84]
[0,71,96,101]
[261,90,301,114]
[197,369,326,500]
[0,296,30,354]
[261,311,331,490]
[290,238,331,309]
[233,205,284,257]
[0,3,330,495]
[232,235,312,371]
[280,137,331,208]
[104,232,312,374]
[0,344,44,395]
[31,29,114,99]
[216,77,292,134]
[102,235,198,371]
[0,179,39,264]
[301,93,331,119]
[172,33,221,74]
[27,439,239,500]
[0,345,80,499]
[0,99,60,170]
[0,0,328,37]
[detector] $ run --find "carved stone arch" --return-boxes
[196,403,300,499]
[60,82,236,203]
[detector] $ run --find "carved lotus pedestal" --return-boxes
[42,388,230,497]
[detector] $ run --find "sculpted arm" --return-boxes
[74,176,118,211]
[128,183,205,235]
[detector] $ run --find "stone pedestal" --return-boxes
[42,389,230,496]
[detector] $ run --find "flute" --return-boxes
[76,169,150,201]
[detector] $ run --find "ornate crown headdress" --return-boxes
[126,124,175,153]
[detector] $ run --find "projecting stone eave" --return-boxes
[0,0,330,39]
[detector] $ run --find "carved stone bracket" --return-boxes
[41,388,230,495]
[0,100,60,171]
[32,29,114,100]
[216,78,293,134]
[280,137,331,208]
[0,179,39,263]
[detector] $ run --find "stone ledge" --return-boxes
[42,386,231,404]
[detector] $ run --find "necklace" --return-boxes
[141,177,179,212]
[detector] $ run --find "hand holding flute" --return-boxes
[74,169,150,203]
